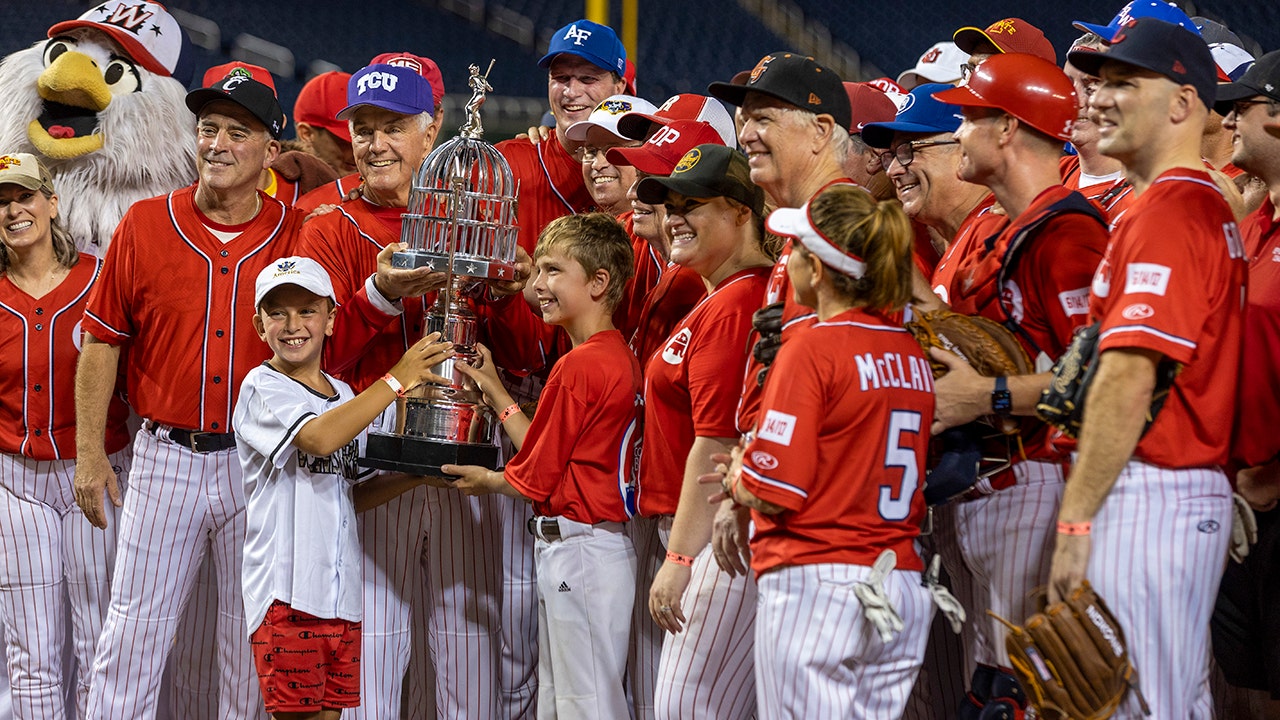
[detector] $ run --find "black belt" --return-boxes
[526,516,561,540]
[146,421,237,454]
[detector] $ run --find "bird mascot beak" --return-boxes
[29,50,111,159]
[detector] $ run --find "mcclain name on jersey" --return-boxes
[854,351,935,394]
[297,438,363,480]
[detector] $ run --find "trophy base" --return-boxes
[359,432,501,476]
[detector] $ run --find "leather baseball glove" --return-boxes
[905,308,1034,380]
[992,581,1150,720]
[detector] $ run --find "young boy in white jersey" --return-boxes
[233,256,454,719]
[444,213,642,718]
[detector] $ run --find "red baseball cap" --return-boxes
[294,71,352,143]
[203,61,276,93]
[606,119,726,175]
[616,94,737,146]
[843,82,897,134]
[953,18,1057,64]
[623,58,638,95]
[369,52,446,108]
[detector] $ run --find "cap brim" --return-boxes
[1066,48,1108,77]
[48,19,170,77]
[0,175,45,191]
[707,80,752,107]
[930,84,990,109]
[617,112,662,140]
[335,100,427,120]
[564,119,624,142]
[764,206,806,239]
[305,117,352,143]
[1072,21,1115,41]
[607,145,674,175]
[537,48,617,74]
[185,87,238,117]
[636,175,722,205]
[952,27,995,55]
[861,121,955,149]
[1213,81,1265,114]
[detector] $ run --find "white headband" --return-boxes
[766,200,867,279]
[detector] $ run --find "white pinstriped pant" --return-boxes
[625,514,667,720]
[84,429,264,720]
[754,563,933,719]
[0,449,129,719]
[953,459,1064,667]
[1088,461,1232,719]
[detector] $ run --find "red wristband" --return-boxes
[498,404,522,422]
[1057,520,1092,536]
[665,550,694,567]
[381,373,406,397]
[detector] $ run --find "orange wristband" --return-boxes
[1057,520,1092,536]
[498,404,522,422]
[381,373,406,397]
[665,550,694,567]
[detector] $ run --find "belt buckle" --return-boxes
[189,432,211,453]
[526,517,560,541]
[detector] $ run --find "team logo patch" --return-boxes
[674,148,701,173]
[599,99,632,115]
[896,92,916,113]
[1002,280,1025,324]
[227,67,252,80]
[648,125,681,148]
[661,328,691,365]
[357,71,399,95]
[807,92,822,106]
[0,155,23,170]
[1121,303,1154,320]
[749,55,776,84]
[921,47,942,64]
[758,409,796,446]
[1091,259,1111,298]
[750,450,778,470]
[275,259,297,273]
[1197,520,1221,534]
[563,23,592,46]
[386,56,422,73]
[1124,262,1171,296]
[987,19,1018,35]
[1058,287,1090,317]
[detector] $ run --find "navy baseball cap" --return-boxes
[336,64,434,120]
[1068,18,1217,110]
[186,74,286,139]
[707,52,851,132]
[1215,50,1280,115]
[538,20,627,76]
[860,83,965,149]
[1073,1,1199,43]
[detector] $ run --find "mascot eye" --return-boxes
[104,57,141,95]
[43,37,78,66]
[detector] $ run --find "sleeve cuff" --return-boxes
[364,274,403,316]
[738,465,806,512]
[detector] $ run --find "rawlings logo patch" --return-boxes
[750,450,779,470]
[1121,303,1154,320]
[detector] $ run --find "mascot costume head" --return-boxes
[0,0,197,251]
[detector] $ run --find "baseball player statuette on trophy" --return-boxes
[361,61,518,474]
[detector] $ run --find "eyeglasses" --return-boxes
[1230,99,1276,117]
[958,63,975,84]
[879,140,959,171]
[575,142,641,163]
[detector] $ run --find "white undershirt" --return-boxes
[1079,168,1124,188]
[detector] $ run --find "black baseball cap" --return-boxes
[1215,50,1280,114]
[186,75,286,139]
[1068,17,1217,110]
[636,144,765,216]
[707,52,851,131]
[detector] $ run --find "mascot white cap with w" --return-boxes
[0,1,198,251]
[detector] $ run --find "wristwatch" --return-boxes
[991,376,1012,417]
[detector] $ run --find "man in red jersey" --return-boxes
[1055,19,1247,718]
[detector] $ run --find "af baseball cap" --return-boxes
[0,153,54,193]
[565,95,658,142]
[616,94,738,147]
[203,62,276,93]
[845,82,898,134]
[607,119,727,175]
[1214,50,1280,115]
[637,144,763,216]
[185,72,286,139]
[48,0,193,84]
[255,256,336,309]
[861,83,965,149]
[707,52,851,131]
[1069,18,1217,110]
[1073,1,1199,43]
[538,20,627,76]
[897,42,970,88]
[336,64,434,120]
[953,18,1056,64]
[294,71,353,142]
[369,52,446,108]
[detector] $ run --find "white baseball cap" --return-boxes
[254,257,336,309]
[616,93,739,147]
[48,1,191,83]
[564,95,658,142]
[897,42,969,89]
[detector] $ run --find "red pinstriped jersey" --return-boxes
[505,330,642,523]
[1232,195,1280,468]
[294,173,361,215]
[0,257,130,458]
[741,308,934,575]
[640,267,769,517]
[496,132,595,256]
[1060,155,1136,225]
[1089,168,1246,468]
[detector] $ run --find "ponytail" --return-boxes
[807,185,914,312]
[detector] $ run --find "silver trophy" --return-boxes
[362,62,519,475]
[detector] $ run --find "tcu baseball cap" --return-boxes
[294,71,353,142]
[48,0,192,83]
[636,144,764,216]
[708,52,851,131]
[1073,1,1199,43]
[767,187,868,279]
[565,95,658,142]
[953,18,1056,64]
[616,94,737,147]
[607,119,727,175]
[185,72,286,139]
[861,83,965,149]
[845,82,898,134]
[369,52,446,108]
[255,257,336,309]
[1214,50,1280,114]
[337,64,434,120]
[0,153,54,193]
[1069,18,1217,110]
[538,20,627,76]
[897,42,970,88]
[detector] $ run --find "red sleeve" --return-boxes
[739,342,821,511]
[83,210,138,344]
[325,282,400,376]
[475,292,567,376]
[1017,215,1107,357]
[689,313,755,438]
[299,214,360,304]
[504,370,584,502]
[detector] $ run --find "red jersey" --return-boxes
[294,174,362,215]
[1232,196,1280,468]
[628,261,706,367]
[495,132,595,256]
[1089,168,1246,468]
[1059,155,1136,225]
[930,194,998,305]
[0,257,130,458]
[84,188,303,432]
[912,220,942,281]
[640,267,769,517]
[740,308,934,575]
[505,330,642,523]
[613,211,664,343]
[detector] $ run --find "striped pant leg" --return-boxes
[625,514,665,720]
[1089,463,1232,720]
[493,492,538,719]
[654,546,756,720]
[402,549,437,720]
[165,556,217,720]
